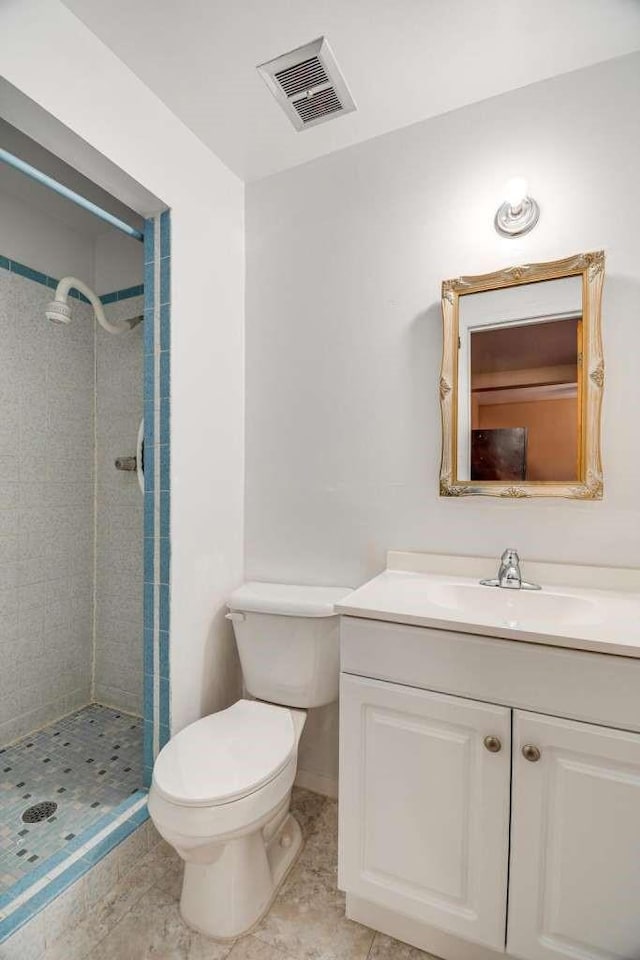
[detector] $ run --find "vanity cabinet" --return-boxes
[508,711,640,960]
[339,617,640,960]
[339,675,511,950]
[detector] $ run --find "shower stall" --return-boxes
[0,252,144,876]
[0,119,170,938]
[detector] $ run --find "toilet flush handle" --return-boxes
[225,612,246,623]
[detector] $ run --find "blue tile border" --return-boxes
[0,860,89,941]
[160,210,170,260]
[0,254,144,304]
[0,789,145,914]
[0,793,148,943]
[144,219,155,265]
[142,212,171,781]
[9,260,57,290]
[99,284,145,305]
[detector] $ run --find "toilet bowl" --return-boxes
[148,581,351,940]
[149,699,306,938]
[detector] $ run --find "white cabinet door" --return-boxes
[508,711,640,960]
[339,674,511,950]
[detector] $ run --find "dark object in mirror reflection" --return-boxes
[471,428,527,482]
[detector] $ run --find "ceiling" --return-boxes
[62,0,640,182]
[472,319,578,375]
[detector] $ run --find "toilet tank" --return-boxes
[227,582,352,708]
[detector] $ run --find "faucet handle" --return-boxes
[501,548,520,565]
[481,549,540,590]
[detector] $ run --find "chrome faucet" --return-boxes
[480,549,541,591]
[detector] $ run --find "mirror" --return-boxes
[440,252,604,499]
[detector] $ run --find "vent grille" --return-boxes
[258,37,356,131]
[293,88,343,124]
[275,56,329,98]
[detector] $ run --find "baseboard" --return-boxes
[294,768,338,799]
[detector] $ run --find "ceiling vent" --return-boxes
[258,37,356,132]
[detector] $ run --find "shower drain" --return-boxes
[22,801,58,823]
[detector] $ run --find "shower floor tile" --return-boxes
[0,704,142,894]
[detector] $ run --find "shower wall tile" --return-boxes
[0,271,95,747]
[94,296,144,717]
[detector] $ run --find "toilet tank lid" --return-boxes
[228,581,353,617]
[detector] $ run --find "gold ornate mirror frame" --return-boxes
[439,251,605,499]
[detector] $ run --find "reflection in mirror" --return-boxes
[470,318,579,482]
[440,253,605,499]
[458,276,582,483]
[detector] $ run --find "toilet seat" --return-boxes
[152,699,298,808]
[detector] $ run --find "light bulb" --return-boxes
[494,177,539,237]
[504,177,528,210]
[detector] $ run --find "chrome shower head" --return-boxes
[45,298,73,325]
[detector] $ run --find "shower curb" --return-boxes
[0,791,149,946]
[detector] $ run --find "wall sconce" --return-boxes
[494,177,540,237]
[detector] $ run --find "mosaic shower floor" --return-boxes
[0,704,142,894]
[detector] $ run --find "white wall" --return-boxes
[246,52,640,582]
[0,116,144,290]
[0,183,143,295]
[94,232,144,295]
[0,189,95,282]
[246,53,640,786]
[0,0,245,733]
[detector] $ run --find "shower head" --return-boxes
[44,276,136,335]
[45,298,73,325]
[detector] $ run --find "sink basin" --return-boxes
[421,582,599,628]
[335,559,640,658]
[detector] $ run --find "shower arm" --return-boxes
[53,277,136,335]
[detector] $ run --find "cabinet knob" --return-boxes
[483,735,502,753]
[522,744,541,762]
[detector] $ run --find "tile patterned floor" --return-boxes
[0,705,142,893]
[38,788,434,960]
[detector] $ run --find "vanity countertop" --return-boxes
[336,552,640,659]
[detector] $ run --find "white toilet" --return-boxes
[147,581,351,940]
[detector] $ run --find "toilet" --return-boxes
[147,581,351,940]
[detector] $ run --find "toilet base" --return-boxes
[179,812,303,940]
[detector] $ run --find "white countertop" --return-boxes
[336,554,640,659]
